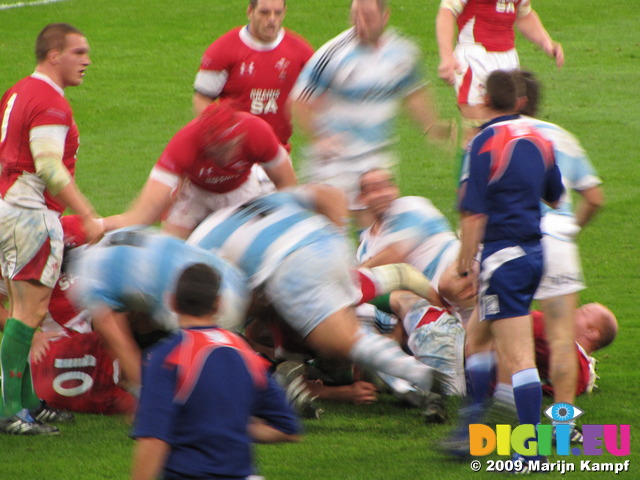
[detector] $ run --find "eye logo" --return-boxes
[544,402,584,423]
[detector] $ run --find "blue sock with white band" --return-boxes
[466,351,496,406]
[512,368,542,426]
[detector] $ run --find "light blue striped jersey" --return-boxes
[188,192,343,287]
[524,117,602,241]
[292,27,424,162]
[71,228,248,331]
[356,196,459,280]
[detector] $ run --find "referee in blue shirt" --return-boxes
[444,70,564,468]
[132,263,300,480]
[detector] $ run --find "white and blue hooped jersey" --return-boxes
[292,27,424,166]
[356,196,459,280]
[188,192,343,288]
[525,117,602,241]
[71,228,249,331]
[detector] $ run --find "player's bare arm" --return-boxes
[515,10,564,67]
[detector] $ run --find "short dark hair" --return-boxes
[174,263,221,317]
[35,23,83,63]
[518,70,541,117]
[249,0,286,8]
[485,70,518,113]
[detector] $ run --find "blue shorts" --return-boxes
[479,243,543,321]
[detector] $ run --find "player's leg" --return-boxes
[304,306,437,394]
[535,236,584,405]
[0,207,63,416]
[462,306,495,410]
[539,293,578,405]
[1,280,52,416]
[490,314,541,427]
[267,240,437,394]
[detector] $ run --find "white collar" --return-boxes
[239,25,284,51]
[31,71,65,97]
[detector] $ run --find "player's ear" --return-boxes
[586,325,601,347]
[47,49,60,65]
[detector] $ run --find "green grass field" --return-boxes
[0,0,638,478]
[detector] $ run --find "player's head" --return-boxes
[247,0,286,43]
[575,303,618,353]
[358,168,399,218]
[174,263,221,319]
[484,70,518,114]
[516,70,541,117]
[199,102,243,167]
[351,0,389,45]
[36,23,90,88]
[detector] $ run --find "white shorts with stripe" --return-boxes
[0,200,63,288]
[534,235,586,300]
[453,44,519,107]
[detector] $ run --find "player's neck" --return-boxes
[34,65,65,92]
[179,315,217,329]
[575,337,594,355]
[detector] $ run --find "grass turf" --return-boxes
[0,0,638,478]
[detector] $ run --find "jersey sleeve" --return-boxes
[30,95,74,130]
[194,32,235,98]
[132,340,180,441]
[439,0,468,16]
[553,132,602,192]
[517,0,532,18]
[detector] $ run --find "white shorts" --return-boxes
[0,200,63,289]
[453,45,519,107]
[534,235,586,300]
[405,300,466,396]
[163,172,263,232]
[265,236,360,338]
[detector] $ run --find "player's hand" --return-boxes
[31,331,60,364]
[544,41,564,68]
[83,216,105,244]
[438,56,461,86]
[346,381,379,405]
